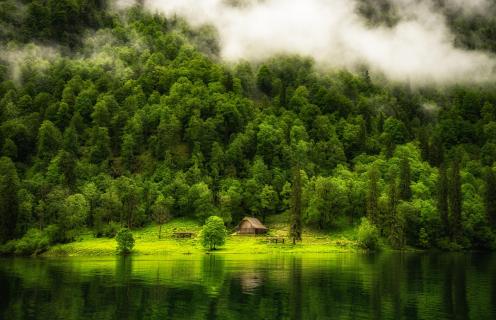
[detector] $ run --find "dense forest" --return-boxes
[1,0,496,253]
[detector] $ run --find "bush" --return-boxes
[116,228,135,255]
[201,216,227,250]
[418,227,430,248]
[14,229,50,255]
[472,227,496,250]
[357,217,380,250]
[44,223,69,244]
[94,221,120,238]
[436,237,464,251]
[44,225,60,244]
[103,222,121,238]
[0,229,50,256]
[0,240,17,255]
[398,202,419,246]
[464,213,496,249]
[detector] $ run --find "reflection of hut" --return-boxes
[239,271,264,293]
[236,217,268,234]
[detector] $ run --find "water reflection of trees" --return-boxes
[0,254,494,319]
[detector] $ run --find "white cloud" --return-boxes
[443,0,492,14]
[0,44,60,83]
[120,0,496,84]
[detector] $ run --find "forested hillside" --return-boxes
[1,0,496,253]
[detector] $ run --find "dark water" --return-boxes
[0,253,495,320]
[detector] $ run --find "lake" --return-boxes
[0,253,495,319]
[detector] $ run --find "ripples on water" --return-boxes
[0,253,495,320]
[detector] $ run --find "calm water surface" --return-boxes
[0,253,495,320]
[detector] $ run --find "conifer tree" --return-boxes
[290,166,302,245]
[418,127,430,161]
[438,163,450,236]
[484,167,496,228]
[0,157,19,242]
[366,166,380,226]
[388,172,403,248]
[289,138,306,244]
[429,134,444,167]
[399,157,412,201]
[449,160,462,242]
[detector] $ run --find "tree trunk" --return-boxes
[39,211,44,231]
[290,166,302,243]
[449,160,462,242]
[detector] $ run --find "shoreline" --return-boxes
[38,219,365,257]
[41,237,364,257]
[4,220,490,258]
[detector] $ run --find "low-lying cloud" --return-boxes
[119,0,496,85]
[443,0,493,14]
[1,44,60,83]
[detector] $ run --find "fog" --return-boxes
[0,44,60,83]
[443,0,492,14]
[118,0,496,85]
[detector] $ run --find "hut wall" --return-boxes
[239,228,256,234]
[255,228,267,234]
[238,220,255,234]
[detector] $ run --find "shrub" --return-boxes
[436,237,464,251]
[418,227,430,248]
[398,201,419,246]
[116,228,135,255]
[103,222,121,238]
[14,229,50,256]
[357,217,380,250]
[0,229,51,256]
[95,221,121,238]
[0,240,16,255]
[44,225,59,244]
[201,216,227,250]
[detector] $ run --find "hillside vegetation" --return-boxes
[1,1,496,255]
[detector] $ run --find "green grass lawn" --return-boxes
[43,216,363,257]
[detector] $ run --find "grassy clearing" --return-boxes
[45,219,204,256]
[43,216,362,257]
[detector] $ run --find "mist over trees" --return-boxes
[1,1,496,252]
[133,0,496,84]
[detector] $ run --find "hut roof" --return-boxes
[238,217,268,230]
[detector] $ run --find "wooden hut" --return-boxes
[236,217,268,234]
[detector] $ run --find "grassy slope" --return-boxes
[43,215,362,257]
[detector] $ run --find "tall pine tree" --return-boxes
[366,166,380,226]
[438,163,450,236]
[0,157,20,242]
[290,166,302,244]
[388,172,403,248]
[484,167,496,228]
[429,134,444,167]
[399,156,412,201]
[449,160,462,242]
[289,137,306,244]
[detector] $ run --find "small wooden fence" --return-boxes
[173,232,195,239]
[266,237,285,244]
